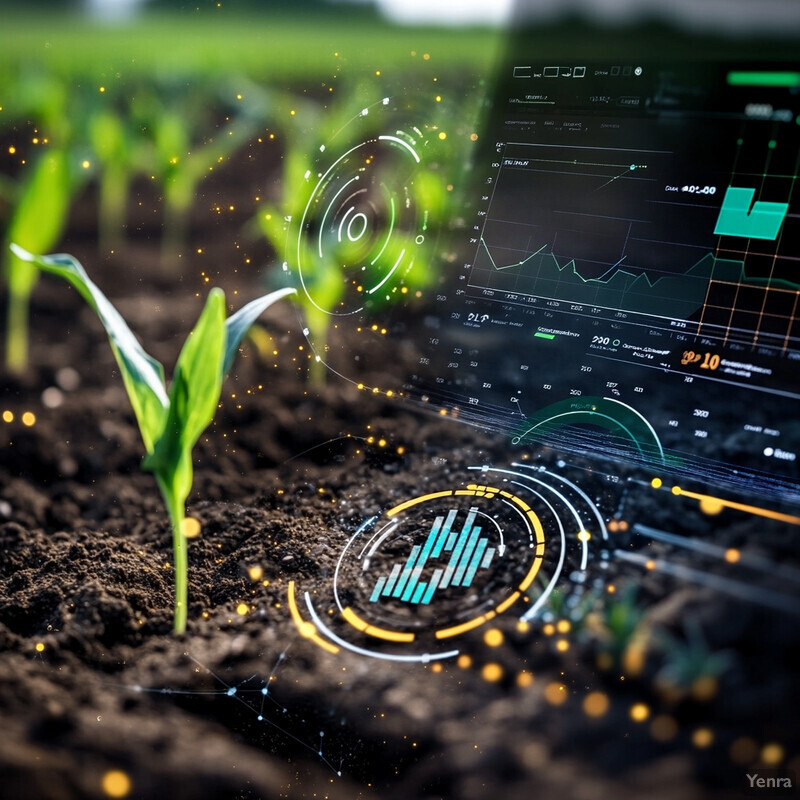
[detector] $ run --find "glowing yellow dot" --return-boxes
[375,70,381,76]
[516,670,534,688]
[180,517,201,539]
[435,95,441,102]
[691,675,718,701]
[470,133,478,141]
[482,663,504,683]
[700,497,724,515]
[248,566,264,582]
[556,619,571,634]
[650,715,678,742]
[423,53,430,60]
[671,485,682,496]
[607,584,616,594]
[516,620,530,634]
[761,742,785,765]
[35,642,45,653]
[645,559,656,571]
[544,682,568,706]
[21,411,36,427]
[724,548,740,564]
[692,728,714,748]
[101,770,131,798]
[577,530,591,542]
[438,132,447,140]
[484,628,504,647]
[543,623,555,636]
[651,477,662,489]
[99,86,106,92]
[236,93,243,100]
[630,703,650,722]
[583,691,609,718]
[32,137,39,144]
[236,603,249,616]
[290,109,296,116]
[2,410,13,423]
[8,145,16,154]
[556,639,569,652]
[378,438,387,447]
[82,160,91,169]
[431,662,442,673]
[457,654,472,669]
[730,737,759,764]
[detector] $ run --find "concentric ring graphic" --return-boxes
[288,461,608,662]
[295,131,429,317]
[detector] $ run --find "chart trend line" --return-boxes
[477,238,800,319]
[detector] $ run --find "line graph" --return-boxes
[476,235,800,320]
[469,136,800,338]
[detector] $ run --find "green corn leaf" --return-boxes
[223,287,296,376]
[9,245,169,452]
[4,150,71,298]
[143,288,226,506]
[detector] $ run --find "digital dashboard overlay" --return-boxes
[413,60,800,499]
[288,62,800,502]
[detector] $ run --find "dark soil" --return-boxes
[1,134,799,800]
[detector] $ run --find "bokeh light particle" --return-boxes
[761,742,785,765]
[650,715,679,742]
[101,770,131,798]
[692,728,714,748]
[484,628,504,647]
[583,691,609,718]
[544,682,568,706]
[630,703,650,722]
[180,517,201,539]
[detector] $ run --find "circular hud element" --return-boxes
[296,131,427,317]
[288,462,608,662]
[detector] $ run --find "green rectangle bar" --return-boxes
[726,71,800,88]
[534,332,555,340]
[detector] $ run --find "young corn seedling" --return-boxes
[11,244,294,633]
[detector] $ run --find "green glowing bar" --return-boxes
[418,516,444,567]
[410,582,427,604]
[392,545,421,598]
[421,569,443,605]
[535,332,555,340]
[462,538,490,588]
[401,561,427,601]
[727,71,800,88]
[714,186,789,241]
[452,526,482,587]
[433,509,459,557]
[369,575,387,603]
[382,563,402,596]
